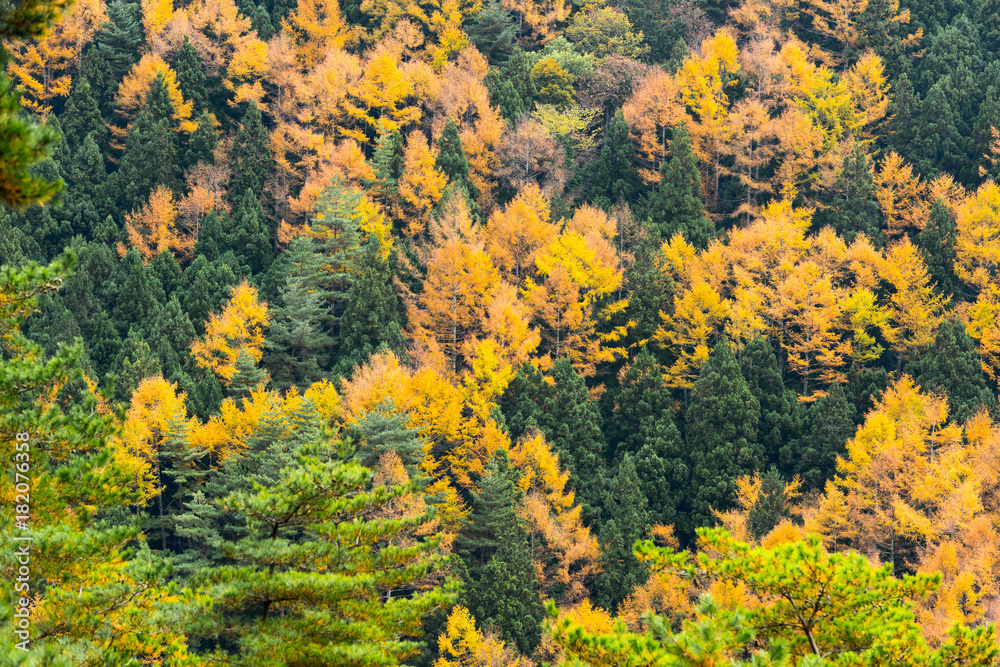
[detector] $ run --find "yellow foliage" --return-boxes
[956,180,1000,291]
[115,53,196,132]
[435,606,524,667]
[126,186,195,262]
[190,281,270,384]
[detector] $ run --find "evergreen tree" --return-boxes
[500,358,607,524]
[110,326,162,401]
[251,4,275,39]
[844,366,891,425]
[64,132,110,236]
[147,295,197,380]
[263,240,334,390]
[61,76,105,151]
[178,253,239,333]
[492,47,537,118]
[228,101,272,204]
[918,198,961,300]
[827,143,882,246]
[84,0,143,115]
[108,247,165,337]
[220,188,273,274]
[114,105,181,214]
[632,408,688,536]
[346,400,424,471]
[913,80,966,180]
[972,91,1000,182]
[174,36,208,113]
[589,110,639,207]
[686,340,762,531]
[622,238,675,350]
[467,0,516,65]
[885,74,921,159]
[746,466,790,541]
[436,118,479,200]
[310,178,363,336]
[179,441,457,664]
[977,0,1000,56]
[487,75,526,123]
[228,347,270,399]
[594,454,649,611]
[795,381,856,492]
[457,450,544,654]
[185,372,224,421]
[739,337,802,475]
[148,249,183,298]
[184,110,218,169]
[333,239,407,376]
[644,124,712,248]
[367,124,403,203]
[906,320,996,424]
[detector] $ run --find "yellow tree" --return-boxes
[621,69,685,182]
[126,185,196,262]
[874,151,928,241]
[8,0,107,114]
[955,180,1000,291]
[282,0,349,67]
[843,51,891,141]
[115,53,197,132]
[344,50,422,140]
[656,280,729,389]
[190,281,270,384]
[435,606,524,667]
[484,184,559,287]
[398,129,449,229]
[878,238,947,366]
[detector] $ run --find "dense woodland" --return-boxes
[4,0,1000,663]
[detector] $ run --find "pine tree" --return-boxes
[228,101,272,205]
[917,198,961,300]
[108,247,165,337]
[178,253,239,333]
[110,326,162,401]
[310,178,363,335]
[220,188,273,274]
[147,295,197,380]
[686,340,762,530]
[913,81,966,180]
[184,110,218,169]
[84,0,143,115]
[436,118,479,200]
[906,320,996,424]
[594,454,649,611]
[180,440,457,664]
[61,76,105,151]
[500,358,607,524]
[589,110,639,207]
[64,132,110,236]
[487,74,525,123]
[632,409,688,536]
[622,239,675,350]
[368,124,403,204]
[228,347,270,398]
[114,105,181,215]
[739,337,802,475]
[795,381,856,492]
[885,74,921,160]
[644,124,712,248]
[333,240,406,377]
[346,401,424,471]
[828,143,882,247]
[468,0,516,65]
[456,450,544,654]
[747,467,790,541]
[174,36,208,114]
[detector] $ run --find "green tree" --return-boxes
[436,118,479,200]
[333,239,407,377]
[531,57,575,108]
[174,36,208,114]
[61,76,105,152]
[184,110,218,170]
[794,381,856,492]
[110,326,162,401]
[827,143,882,246]
[178,253,239,333]
[917,198,961,300]
[181,440,457,665]
[467,0,515,65]
[906,320,996,424]
[346,400,424,471]
[219,188,273,274]
[228,101,272,205]
[746,467,789,541]
[228,347,270,398]
[594,454,649,612]
[643,124,711,248]
[739,337,802,475]
[114,104,181,215]
[686,340,762,531]
[588,110,639,207]
[500,358,607,524]
[913,81,966,180]
[632,408,688,537]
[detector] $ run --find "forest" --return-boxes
[2,0,1000,662]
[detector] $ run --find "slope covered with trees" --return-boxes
[3,0,1000,663]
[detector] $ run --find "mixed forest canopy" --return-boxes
[3,0,1000,663]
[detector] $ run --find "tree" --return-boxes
[917,198,961,300]
[114,104,181,215]
[644,123,712,249]
[588,110,639,206]
[500,358,607,524]
[795,381,856,491]
[334,239,407,376]
[309,177,364,331]
[125,185,195,262]
[174,36,208,114]
[456,450,544,654]
[686,340,762,531]
[228,101,273,205]
[739,336,802,475]
[436,118,479,201]
[906,320,995,425]
[191,280,270,384]
[346,402,424,471]
[828,143,882,246]
[467,0,515,65]
[531,57,575,108]
[594,454,649,611]
[220,188,274,274]
[61,75,105,151]
[181,440,457,665]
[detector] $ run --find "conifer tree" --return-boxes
[64,133,110,236]
[501,358,607,524]
[109,248,165,336]
[467,0,516,65]
[346,401,424,471]
[632,409,688,536]
[228,101,272,205]
[115,105,181,215]
[594,454,649,611]
[906,320,996,424]
[61,76,105,151]
[747,467,789,541]
[110,326,162,401]
[181,440,457,665]
[185,111,218,170]
[828,143,882,246]
[795,381,856,491]
[436,118,480,201]
[917,198,961,300]
[310,178,363,335]
[456,450,544,654]
[739,337,802,475]
[174,36,209,114]
[913,82,966,180]
[263,261,334,390]
[333,239,406,377]
[368,125,403,204]
[589,110,639,207]
[644,123,712,248]
[228,347,271,398]
[178,253,239,333]
[686,340,762,530]
[82,0,143,115]
[220,188,273,274]
[147,295,197,380]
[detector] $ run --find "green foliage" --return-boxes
[531,57,575,108]
[589,109,639,206]
[467,0,515,65]
[827,143,882,247]
[114,104,181,215]
[746,467,789,540]
[228,101,273,205]
[794,381,856,492]
[175,36,209,114]
[739,337,802,475]
[917,198,961,300]
[346,400,424,471]
[644,124,711,247]
[687,340,762,531]
[594,454,649,612]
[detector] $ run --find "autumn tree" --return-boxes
[191,280,270,384]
